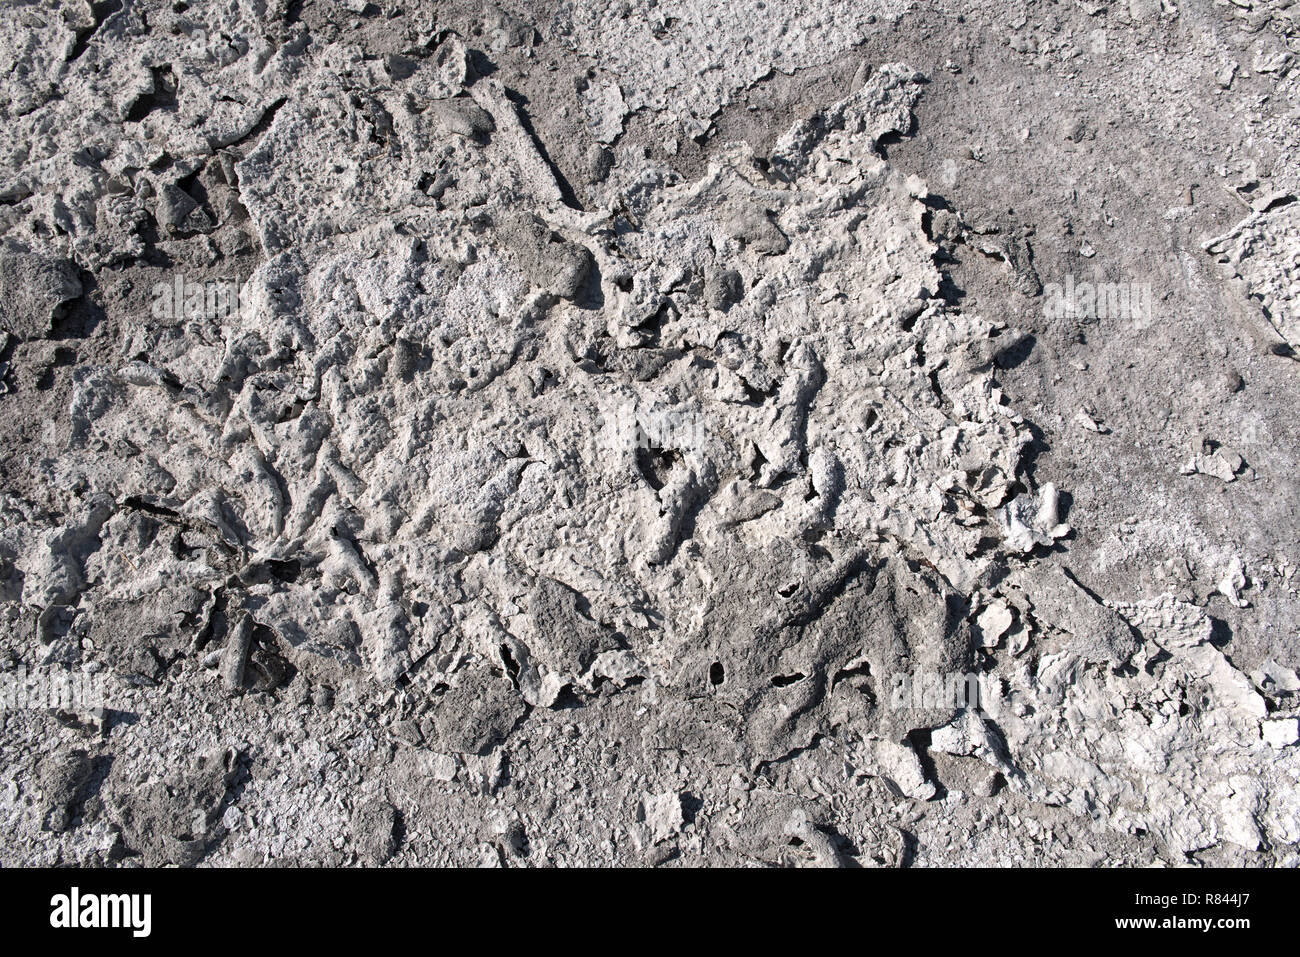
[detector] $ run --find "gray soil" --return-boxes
[1,0,1297,867]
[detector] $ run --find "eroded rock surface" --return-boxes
[1,0,1297,867]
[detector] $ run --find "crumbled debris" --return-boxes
[1,0,1298,870]
[1182,437,1246,482]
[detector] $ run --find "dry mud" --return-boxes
[1,0,1298,867]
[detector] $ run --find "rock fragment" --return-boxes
[428,674,526,755]
[1262,718,1299,749]
[704,268,743,311]
[500,214,594,300]
[430,97,495,139]
[975,600,1014,649]
[0,243,82,339]
[351,798,401,864]
[579,77,628,145]
[1181,438,1245,482]
[999,482,1070,553]
[638,791,684,845]
[38,749,95,833]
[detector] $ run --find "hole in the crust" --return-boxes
[709,661,724,686]
[125,65,177,122]
[770,672,806,688]
[635,443,678,491]
[500,643,521,686]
